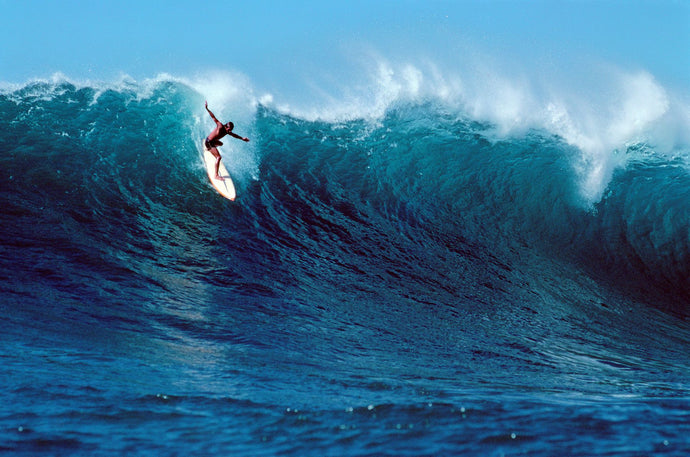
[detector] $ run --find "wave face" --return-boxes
[2,77,690,455]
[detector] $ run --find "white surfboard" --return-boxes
[202,143,236,201]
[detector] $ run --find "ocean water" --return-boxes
[1,73,689,456]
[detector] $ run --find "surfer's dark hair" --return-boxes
[225,122,234,131]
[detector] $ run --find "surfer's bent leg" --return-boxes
[214,155,224,181]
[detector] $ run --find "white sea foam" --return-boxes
[256,54,687,205]
[539,69,674,203]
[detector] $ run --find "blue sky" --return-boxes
[1,0,688,94]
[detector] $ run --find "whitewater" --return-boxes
[1,62,689,456]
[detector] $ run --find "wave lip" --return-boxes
[263,58,688,207]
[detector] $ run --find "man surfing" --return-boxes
[204,101,250,180]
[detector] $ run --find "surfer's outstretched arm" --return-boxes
[229,131,250,142]
[205,101,221,125]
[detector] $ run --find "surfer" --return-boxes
[204,101,250,180]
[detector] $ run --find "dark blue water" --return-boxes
[1,78,689,456]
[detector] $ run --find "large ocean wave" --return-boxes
[2,67,690,455]
[1,70,687,315]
